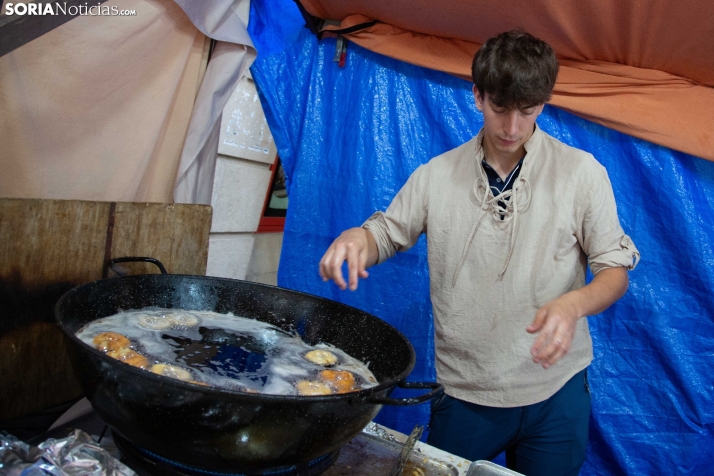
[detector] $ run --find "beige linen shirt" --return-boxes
[363,125,639,407]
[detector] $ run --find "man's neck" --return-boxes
[482,143,525,180]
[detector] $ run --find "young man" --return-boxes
[318,30,639,476]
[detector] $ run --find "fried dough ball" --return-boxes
[93,332,130,353]
[304,349,338,366]
[320,370,356,393]
[151,364,192,381]
[168,313,200,327]
[106,348,150,369]
[137,314,173,330]
[295,380,332,396]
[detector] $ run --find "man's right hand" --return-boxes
[319,227,379,291]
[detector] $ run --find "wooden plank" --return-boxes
[0,198,212,420]
[0,199,110,333]
[0,323,81,420]
[110,201,212,276]
[0,199,109,420]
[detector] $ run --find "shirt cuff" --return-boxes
[361,212,395,264]
[589,235,640,275]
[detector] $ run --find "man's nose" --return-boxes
[504,111,519,136]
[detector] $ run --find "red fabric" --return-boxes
[301,1,714,162]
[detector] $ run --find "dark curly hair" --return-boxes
[471,30,558,109]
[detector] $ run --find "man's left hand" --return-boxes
[527,295,581,369]
[526,267,629,369]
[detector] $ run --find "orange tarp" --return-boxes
[300,0,714,162]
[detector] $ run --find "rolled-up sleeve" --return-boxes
[580,164,640,275]
[362,164,429,264]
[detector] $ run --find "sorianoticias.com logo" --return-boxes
[4,2,137,16]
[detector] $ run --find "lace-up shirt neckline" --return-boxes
[482,156,524,220]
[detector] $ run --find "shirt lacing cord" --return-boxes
[451,173,532,286]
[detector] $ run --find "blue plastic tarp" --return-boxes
[247,1,714,474]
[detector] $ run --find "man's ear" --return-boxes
[473,85,484,111]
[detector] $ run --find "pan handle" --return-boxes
[362,381,444,406]
[108,257,168,276]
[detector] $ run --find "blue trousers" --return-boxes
[427,369,591,476]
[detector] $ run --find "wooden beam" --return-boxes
[0,0,111,57]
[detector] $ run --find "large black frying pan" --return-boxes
[54,258,442,474]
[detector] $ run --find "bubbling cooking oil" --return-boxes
[75,308,378,395]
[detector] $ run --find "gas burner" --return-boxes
[112,432,340,476]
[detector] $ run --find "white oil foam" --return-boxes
[76,308,378,395]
